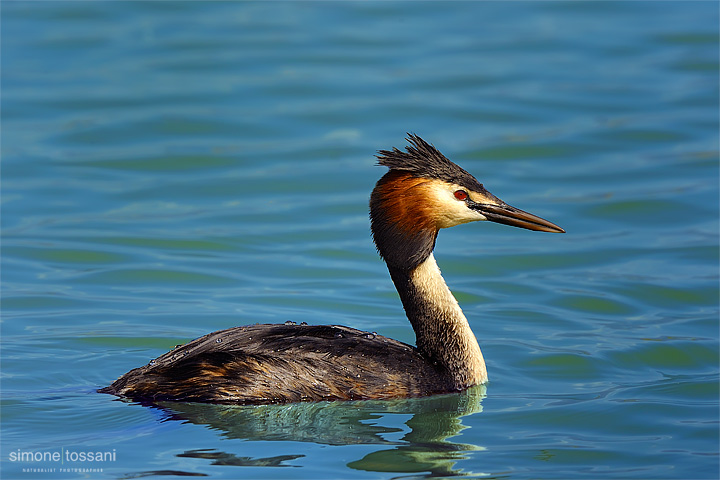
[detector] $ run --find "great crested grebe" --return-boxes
[100,134,564,404]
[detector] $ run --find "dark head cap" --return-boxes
[376,134,485,192]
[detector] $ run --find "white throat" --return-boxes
[407,253,488,386]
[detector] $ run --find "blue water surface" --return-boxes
[2,2,718,479]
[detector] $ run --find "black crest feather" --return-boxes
[375,134,484,192]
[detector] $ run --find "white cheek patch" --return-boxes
[428,183,487,228]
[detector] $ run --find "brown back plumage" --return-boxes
[99,324,455,404]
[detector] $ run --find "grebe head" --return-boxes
[370,134,565,270]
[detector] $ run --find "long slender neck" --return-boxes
[370,170,487,387]
[387,254,487,387]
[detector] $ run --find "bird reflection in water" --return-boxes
[127,385,486,477]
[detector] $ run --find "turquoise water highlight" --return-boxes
[2,1,718,479]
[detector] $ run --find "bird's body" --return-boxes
[100,135,564,404]
[100,324,455,404]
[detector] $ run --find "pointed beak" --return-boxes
[470,202,565,233]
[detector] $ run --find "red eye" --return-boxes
[454,190,468,201]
